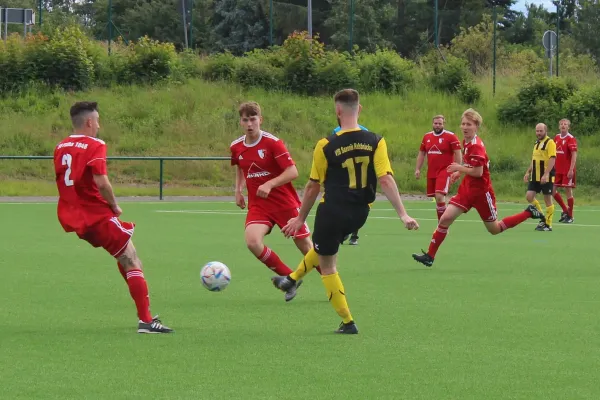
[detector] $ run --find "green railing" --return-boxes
[0,155,231,200]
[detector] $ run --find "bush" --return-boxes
[449,14,495,74]
[32,27,95,91]
[127,36,177,85]
[0,34,31,94]
[314,51,359,94]
[426,53,470,94]
[356,49,416,93]
[498,47,545,76]
[456,79,481,104]
[281,31,325,95]
[497,76,577,127]
[235,58,284,90]
[202,52,238,81]
[563,85,600,136]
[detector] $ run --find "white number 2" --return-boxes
[62,154,74,187]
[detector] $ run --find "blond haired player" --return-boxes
[412,109,545,267]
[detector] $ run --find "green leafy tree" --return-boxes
[210,0,269,55]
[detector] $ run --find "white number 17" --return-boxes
[62,154,74,186]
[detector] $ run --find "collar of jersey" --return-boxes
[559,132,571,139]
[432,130,446,137]
[244,131,263,147]
[466,134,478,144]
[336,128,363,136]
[536,135,549,144]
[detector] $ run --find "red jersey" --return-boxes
[420,130,461,178]
[460,135,492,194]
[554,133,578,174]
[54,135,116,235]
[230,131,300,211]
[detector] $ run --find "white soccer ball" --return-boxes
[200,261,231,292]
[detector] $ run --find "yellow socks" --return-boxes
[531,198,543,213]
[545,204,555,228]
[290,248,319,282]
[322,273,353,324]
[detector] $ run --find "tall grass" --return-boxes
[0,78,598,202]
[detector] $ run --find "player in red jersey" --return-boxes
[54,102,172,334]
[553,119,578,223]
[412,109,545,267]
[415,115,462,220]
[230,102,313,301]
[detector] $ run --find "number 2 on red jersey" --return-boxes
[62,153,74,187]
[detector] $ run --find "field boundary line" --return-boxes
[154,210,600,227]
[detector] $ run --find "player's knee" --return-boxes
[118,242,142,270]
[320,265,337,275]
[295,237,313,255]
[486,224,501,235]
[245,236,263,255]
[439,214,452,226]
[525,192,535,202]
[434,193,445,203]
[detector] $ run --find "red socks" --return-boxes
[567,197,574,218]
[257,246,293,276]
[499,210,531,232]
[427,225,449,258]
[436,202,446,221]
[126,269,153,323]
[553,192,568,213]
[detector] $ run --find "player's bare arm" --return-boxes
[93,174,122,216]
[447,162,483,178]
[415,150,425,179]
[235,165,246,209]
[378,174,419,230]
[257,165,299,199]
[450,171,462,184]
[281,179,320,238]
[568,151,577,179]
[541,157,556,184]
[453,149,462,165]
[524,160,533,183]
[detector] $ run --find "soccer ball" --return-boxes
[200,261,231,292]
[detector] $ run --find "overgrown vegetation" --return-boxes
[1,10,600,200]
[1,78,600,201]
[0,27,195,94]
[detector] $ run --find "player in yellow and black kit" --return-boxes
[524,123,556,231]
[272,89,419,334]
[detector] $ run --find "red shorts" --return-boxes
[554,172,576,188]
[246,207,310,239]
[450,187,498,222]
[78,217,135,258]
[427,170,451,197]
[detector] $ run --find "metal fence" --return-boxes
[0,155,230,200]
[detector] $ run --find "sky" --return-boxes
[513,0,557,13]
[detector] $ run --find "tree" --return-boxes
[325,0,395,52]
[210,0,269,55]
[572,0,600,62]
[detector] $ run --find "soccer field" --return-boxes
[1,199,599,399]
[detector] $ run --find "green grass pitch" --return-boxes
[1,199,599,399]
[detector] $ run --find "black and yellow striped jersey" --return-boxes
[530,135,557,182]
[309,128,393,206]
